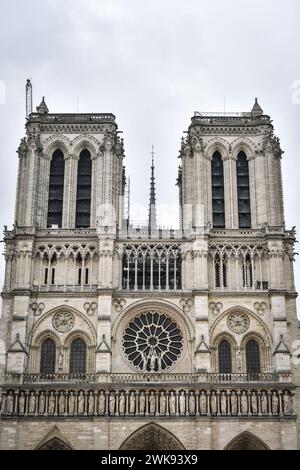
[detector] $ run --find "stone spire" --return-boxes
[251,97,263,116]
[148,145,157,231]
[36,96,49,114]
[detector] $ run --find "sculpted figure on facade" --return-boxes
[159,391,166,415]
[240,391,248,415]
[139,392,146,415]
[109,392,116,416]
[48,391,55,415]
[69,391,75,415]
[272,392,279,415]
[19,391,25,415]
[231,392,238,415]
[58,391,65,415]
[28,391,36,415]
[188,391,196,415]
[283,391,292,415]
[5,391,14,415]
[88,391,94,415]
[200,391,207,415]
[129,391,136,415]
[78,391,85,415]
[149,391,156,415]
[119,392,125,415]
[220,391,227,415]
[251,392,258,415]
[260,392,268,415]
[179,391,186,416]
[98,391,106,415]
[169,391,176,415]
[210,391,217,415]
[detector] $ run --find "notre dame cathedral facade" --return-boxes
[0,90,299,450]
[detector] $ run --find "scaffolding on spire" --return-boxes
[25,79,32,119]
[148,145,157,231]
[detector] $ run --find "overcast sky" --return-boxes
[0,0,299,314]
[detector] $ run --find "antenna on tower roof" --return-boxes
[25,79,33,119]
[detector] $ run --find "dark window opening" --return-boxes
[47,149,65,228]
[246,339,261,374]
[51,268,55,285]
[70,338,87,374]
[218,339,232,374]
[85,268,89,285]
[237,151,251,228]
[75,150,92,228]
[40,338,56,374]
[211,151,225,228]
[44,268,48,285]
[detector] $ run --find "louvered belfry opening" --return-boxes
[75,149,92,228]
[47,149,65,227]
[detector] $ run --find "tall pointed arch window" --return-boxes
[246,339,261,374]
[70,338,87,374]
[218,339,232,374]
[211,151,225,228]
[40,338,56,374]
[75,149,92,228]
[47,149,65,227]
[237,151,251,228]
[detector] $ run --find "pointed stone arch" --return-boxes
[35,426,73,450]
[224,431,270,450]
[119,423,185,450]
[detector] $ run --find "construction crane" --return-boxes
[25,79,32,119]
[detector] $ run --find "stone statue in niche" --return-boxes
[57,352,64,373]
[48,391,55,415]
[28,391,36,415]
[169,391,176,415]
[78,391,85,415]
[119,392,125,415]
[19,391,25,415]
[200,391,207,415]
[69,391,75,415]
[231,393,238,415]
[251,392,258,414]
[88,391,94,415]
[260,392,268,415]
[129,392,136,415]
[240,391,248,415]
[210,392,217,415]
[159,391,166,415]
[98,391,106,415]
[283,391,292,415]
[188,391,196,415]
[58,391,65,415]
[179,391,186,415]
[149,391,156,415]
[139,392,145,415]
[109,392,116,415]
[272,392,279,415]
[5,391,14,415]
[220,391,227,415]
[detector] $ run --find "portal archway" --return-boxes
[119,423,185,450]
[225,431,269,450]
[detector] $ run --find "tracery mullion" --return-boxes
[134,254,138,290]
[166,253,169,290]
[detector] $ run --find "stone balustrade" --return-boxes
[3,372,293,385]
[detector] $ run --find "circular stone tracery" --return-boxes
[122,311,183,372]
[227,312,250,335]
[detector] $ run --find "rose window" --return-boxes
[122,311,183,372]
